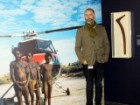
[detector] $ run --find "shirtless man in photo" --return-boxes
[40,53,53,105]
[26,52,41,105]
[10,47,30,105]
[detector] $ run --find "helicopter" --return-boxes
[0,25,82,105]
[0,26,82,79]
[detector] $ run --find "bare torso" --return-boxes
[41,64,53,81]
[28,62,39,80]
[12,60,29,82]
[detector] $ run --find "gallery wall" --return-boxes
[102,0,140,105]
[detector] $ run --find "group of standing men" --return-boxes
[10,47,53,105]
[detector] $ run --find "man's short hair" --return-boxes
[12,47,21,55]
[85,8,95,13]
[45,53,52,60]
[44,53,52,63]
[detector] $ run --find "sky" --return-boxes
[0,0,102,75]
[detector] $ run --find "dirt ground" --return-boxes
[51,77,87,105]
[0,77,105,105]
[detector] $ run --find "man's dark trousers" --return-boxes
[83,62,104,105]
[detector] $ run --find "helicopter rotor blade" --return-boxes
[0,31,37,38]
[0,35,13,37]
[0,34,25,38]
[0,25,83,38]
[38,25,83,34]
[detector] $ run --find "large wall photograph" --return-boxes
[0,0,102,105]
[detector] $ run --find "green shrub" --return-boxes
[0,73,11,85]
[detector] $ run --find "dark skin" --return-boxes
[40,54,53,105]
[27,52,41,105]
[10,49,30,105]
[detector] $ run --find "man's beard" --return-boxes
[85,18,94,24]
[16,57,21,60]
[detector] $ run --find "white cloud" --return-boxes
[0,9,26,16]
[0,5,31,34]
[0,17,34,34]
[31,0,85,27]
[21,0,35,4]
[32,6,72,25]
[31,0,102,27]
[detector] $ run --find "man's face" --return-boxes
[84,10,95,24]
[27,53,32,62]
[48,56,52,63]
[15,51,22,60]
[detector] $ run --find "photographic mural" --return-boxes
[0,0,102,105]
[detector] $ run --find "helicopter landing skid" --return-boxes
[55,82,70,95]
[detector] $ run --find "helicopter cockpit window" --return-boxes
[37,40,56,53]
